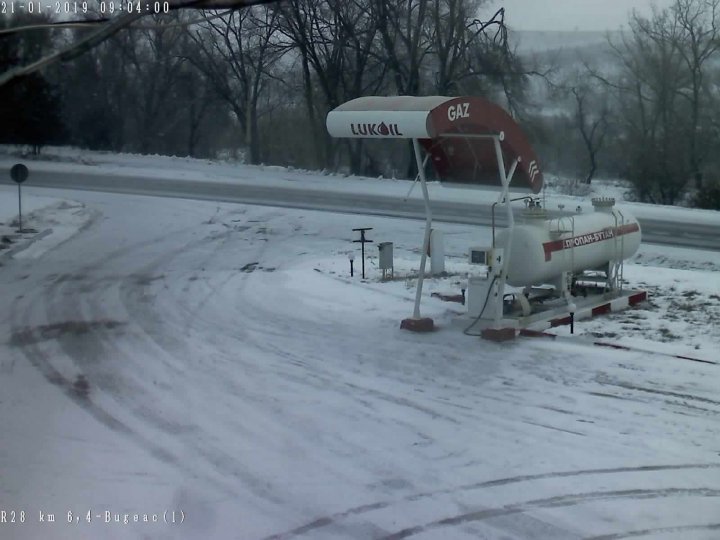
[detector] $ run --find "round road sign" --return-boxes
[10,163,29,184]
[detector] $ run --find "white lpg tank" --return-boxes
[496,198,641,287]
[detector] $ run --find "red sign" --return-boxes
[542,223,640,261]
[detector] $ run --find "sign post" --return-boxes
[10,164,29,233]
[352,228,373,279]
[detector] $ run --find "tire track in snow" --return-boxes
[116,221,255,353]
[105,214,394,506]
[7,220,249,499]
[264,463,720,539]
[382,487,720,540]
[108,214,293,505]
[119,213,274,348]
[598,379,720,408]
[8,290,181,469]
[74,217,290,504]
[585,522,720,539]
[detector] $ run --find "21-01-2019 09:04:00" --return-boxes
[1,0,169,14]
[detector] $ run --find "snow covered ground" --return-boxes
[1,173,719,539]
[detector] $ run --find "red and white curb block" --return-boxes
[530,291,649,332]
[481,291,649,342]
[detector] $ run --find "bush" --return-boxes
[545,175,593,197]
[693,183,720,210]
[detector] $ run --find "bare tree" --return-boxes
[0,13,65,154]
[277,0,383,171]
[431,2,518,100]
[0,0,284,87]
[569,79,610,184]
[602,7,692,204]
[121,14,189,153]
[57,36,128,150]
[598,1,720,203]
[371,0,433,95]
[671,0,720,188]
[188,6,282,164]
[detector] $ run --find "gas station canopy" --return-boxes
[326,95,543,193]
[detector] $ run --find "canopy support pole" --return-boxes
[492,136,517,327]
[401,138,435,332]
[413,138,432,319]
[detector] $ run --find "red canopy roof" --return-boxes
[327,96,543,194]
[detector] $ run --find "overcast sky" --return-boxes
[488,0,675,31]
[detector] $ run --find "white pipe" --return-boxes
[506,158,520,187]
[412,138,433,320]
[616,208,626,292]
[403,153,431,202]
[493,138,513,325]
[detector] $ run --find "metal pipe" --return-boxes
[440,133,503,139]
[403,153,430,202]
[492,191,527,248]
[616,208,626,292]
[491,201,497,248]
[412,138,433,320]
[17,183,22,233]
[506,158,520,190]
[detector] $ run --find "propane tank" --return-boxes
[496,198,641,287]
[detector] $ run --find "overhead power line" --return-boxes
[0,0,282,86]
[0,9,234,36]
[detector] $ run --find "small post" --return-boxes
[18,183,22,233]
[348,253,355,277]
[352,228,373,279]
[10,163,29,233]
[361,241,365,277]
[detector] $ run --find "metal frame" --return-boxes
[409,133,519,325]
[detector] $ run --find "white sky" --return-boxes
[488,0,676,31]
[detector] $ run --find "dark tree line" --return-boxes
[2,0,720,208]
[1,1,520,174]
[0,13,64,154]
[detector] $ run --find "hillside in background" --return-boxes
[510,30,617,54]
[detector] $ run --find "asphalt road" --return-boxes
[2,169,718,251]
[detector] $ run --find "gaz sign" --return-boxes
[447,102,470,122]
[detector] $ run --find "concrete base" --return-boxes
[430,292,465,304]
[481,327,517,342]
[400,318,435,332]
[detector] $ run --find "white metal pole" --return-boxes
[18,183,23,233]
[506,158,520,188]
[412,138,432,320]
[403,153,430,202]
[493,136,513,325]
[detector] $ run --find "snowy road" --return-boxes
[1,169,718,251]
[1,189,719,539]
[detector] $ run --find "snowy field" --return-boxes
[1,175,720,539]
